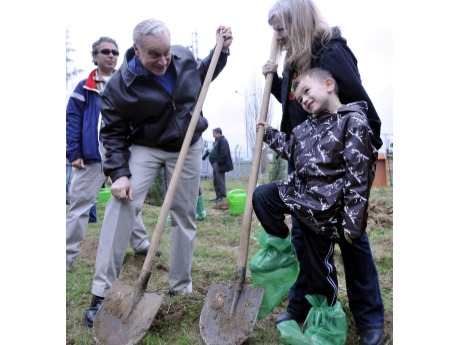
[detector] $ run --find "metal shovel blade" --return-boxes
[199,281,264,345]
[93,280,164,345]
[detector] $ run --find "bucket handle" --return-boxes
[227,189,246,200]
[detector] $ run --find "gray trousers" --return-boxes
[211,162,226,198]
[91,138,203,297]
[66,162,149,264]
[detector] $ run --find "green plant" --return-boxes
[146,170,166,206]
[268,156,287,182]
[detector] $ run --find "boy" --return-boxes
[252,67,377,313]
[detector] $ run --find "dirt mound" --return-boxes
[77,193,391,266]
[78,236,100,265]
[367,194,393,232]
[213,198,230,210]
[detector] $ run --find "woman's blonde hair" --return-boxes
[268,0,332,74]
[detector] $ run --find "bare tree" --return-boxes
[242,71,275,172]
[66,30,83,99]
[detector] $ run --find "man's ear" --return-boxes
[325,78,335,92]
[133,44,140,57]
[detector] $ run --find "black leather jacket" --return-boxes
[100,45,229,182]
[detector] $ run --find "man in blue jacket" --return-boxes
[84,19,233,327]
[66,37,153,273]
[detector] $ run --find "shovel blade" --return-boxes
[199,281,264,345]
[93,280,164,345]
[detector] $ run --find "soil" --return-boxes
[77,194,393,343]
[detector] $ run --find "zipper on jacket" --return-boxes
[126,80,181,142]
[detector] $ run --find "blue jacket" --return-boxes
[66,69,102,164]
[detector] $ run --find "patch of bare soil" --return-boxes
[75,191,393,344]
[213,198,230,210]
[367,195,393,232]
[78,236,99,265]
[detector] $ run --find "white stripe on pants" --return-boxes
[91,138,203,297]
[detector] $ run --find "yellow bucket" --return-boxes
[227,189,246,215]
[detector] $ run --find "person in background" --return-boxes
[84,18,233,328]
[207,127,233,202]
[88,204,98,223]
[262,1,384,344]
[66,36,154,274]
[68,154,97,221]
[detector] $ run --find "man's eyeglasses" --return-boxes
[99,49,120,56]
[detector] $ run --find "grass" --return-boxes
[66,177,393,344]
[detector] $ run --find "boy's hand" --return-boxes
[256,121,266,131]
[344,233,352,244]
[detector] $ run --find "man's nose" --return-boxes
[157,56,167,66]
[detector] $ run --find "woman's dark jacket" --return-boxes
[270,27,383,150]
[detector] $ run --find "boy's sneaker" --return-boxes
[275,310,308,325]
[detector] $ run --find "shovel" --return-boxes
[92,35,225,345]
[199,35,280,345]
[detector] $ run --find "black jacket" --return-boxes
[209,135,233,173]
[100,45,229,182]
[264,102,376,241]
[271,27,383,150]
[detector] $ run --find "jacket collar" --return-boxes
[120,46,184,87]
[83,68,117,90]
[83,69,98,90]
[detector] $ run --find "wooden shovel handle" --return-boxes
[136,36,226,289]
[237,34,280,267]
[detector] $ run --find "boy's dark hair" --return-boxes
[213,127,222,134]
[293,67,339,94]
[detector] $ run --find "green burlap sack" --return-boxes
[249,228,299,319]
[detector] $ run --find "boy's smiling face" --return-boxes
[294,75,332,114]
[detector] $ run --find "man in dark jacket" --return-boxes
[84,18,233,328]
[208,127,233,202]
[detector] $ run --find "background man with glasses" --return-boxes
[66,37,154,275]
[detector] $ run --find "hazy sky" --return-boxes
[66,0,392,158]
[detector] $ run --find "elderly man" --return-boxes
[84,18,233,328]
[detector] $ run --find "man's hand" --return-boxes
[71,158,85,169]
[217,26,233,50]
[110,176,133,201]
